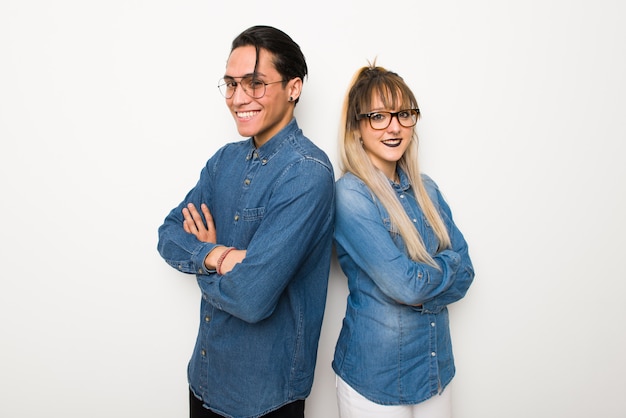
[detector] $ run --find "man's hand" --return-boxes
[183,202,247,274]
[182,203,216,243]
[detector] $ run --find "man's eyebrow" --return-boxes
[223,72,266,80]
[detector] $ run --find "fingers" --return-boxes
[200,203,217,243]
[182,204,204,236]
[188,203,206,232]
[182,203,216,243]
[201,203,215,230]
[182,207,193,233]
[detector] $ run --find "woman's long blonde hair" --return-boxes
[339,63,451,266]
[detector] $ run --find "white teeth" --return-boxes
[237,111,258,118]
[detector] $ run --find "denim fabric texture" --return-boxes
[332,169,474,405]
[158,119,335,418]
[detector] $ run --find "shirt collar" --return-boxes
[245,118,299,164]
[392,167,412,192]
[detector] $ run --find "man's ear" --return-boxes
[287,78,303,102]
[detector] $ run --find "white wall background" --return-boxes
[2,1,625,417]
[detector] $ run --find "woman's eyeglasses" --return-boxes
[356,108,420,130]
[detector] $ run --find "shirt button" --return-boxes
[262,159,268,164]
[431,352,436,357]
[204,315,211,322]
[234,215,239,221]
[244,179,251,185]
[431,322,436,327]
[400,194,405,199]
[201,350,206,356]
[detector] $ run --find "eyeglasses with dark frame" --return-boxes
[218,76,286,99]
[356,108,420,130]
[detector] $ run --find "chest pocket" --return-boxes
[382,217,406,250]
[243,207,265,221]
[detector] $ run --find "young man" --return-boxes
[157,26,335,418]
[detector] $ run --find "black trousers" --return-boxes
[190,390,305,418]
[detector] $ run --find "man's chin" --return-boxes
[236,129,257,139]
[234,120,258,138]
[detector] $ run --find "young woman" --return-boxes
[332,64,475,418]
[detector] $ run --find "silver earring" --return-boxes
[289,96,293,102]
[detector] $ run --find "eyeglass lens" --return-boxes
[218,77,266,99]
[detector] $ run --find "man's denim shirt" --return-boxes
[332,170,474,405]
[157,119,335,418]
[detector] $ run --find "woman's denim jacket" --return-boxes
[157,119,335,418]
[332,169,474,405]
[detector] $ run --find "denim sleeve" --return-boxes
[420,184,475,314]
[197,158,335,323]
[334,180,461,306]
[157,159,220,275]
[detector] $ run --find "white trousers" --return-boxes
[336,375,452,418]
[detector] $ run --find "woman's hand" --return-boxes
[182,203,216,243]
